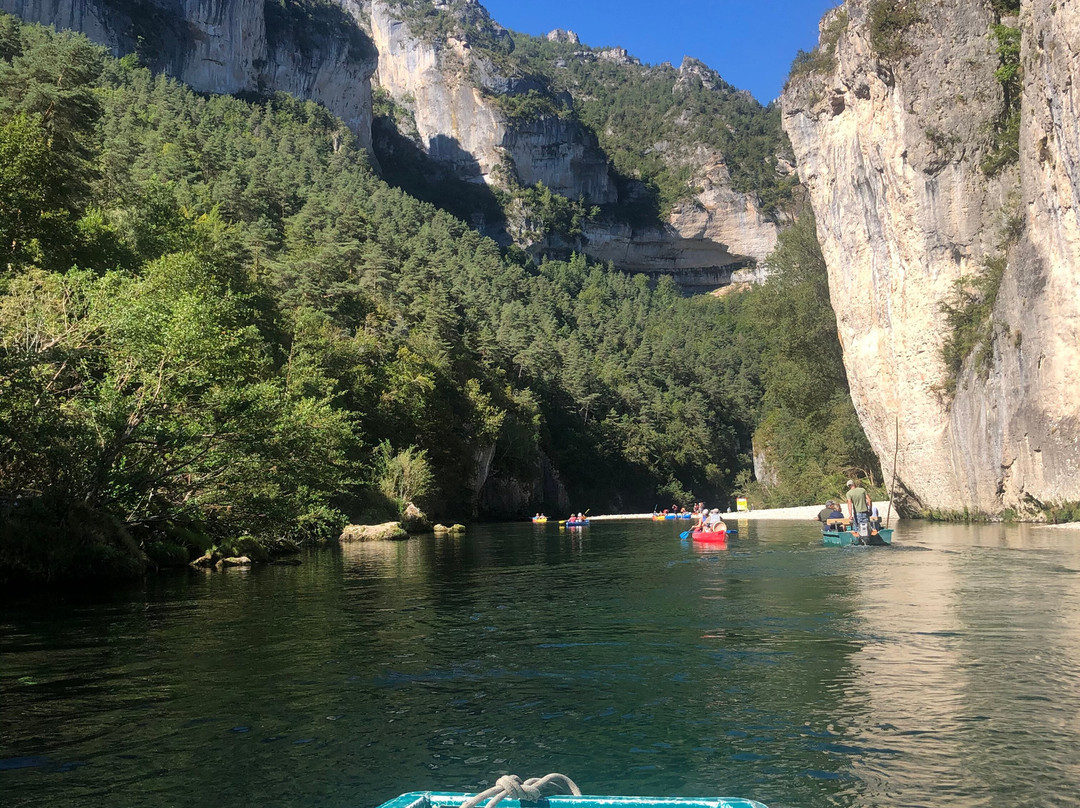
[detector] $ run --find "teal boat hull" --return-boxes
[374,792,767,808]
[823,528,893,546]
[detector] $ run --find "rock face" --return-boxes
[366,0,616,203]
[782,0,1080,516]
[578,148,780,278]
[1,0,378,147]
[366,1,779,274]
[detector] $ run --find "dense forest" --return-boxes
[0,15,875,582]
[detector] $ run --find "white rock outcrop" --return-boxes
[782,0,1080,516]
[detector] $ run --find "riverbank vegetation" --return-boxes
[0,16,870,583]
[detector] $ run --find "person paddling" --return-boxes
[692,507,708,532]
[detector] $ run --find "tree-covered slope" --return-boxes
[0,15,873,583]
[505,35,797,218]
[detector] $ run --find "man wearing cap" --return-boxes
[846,479,871,539]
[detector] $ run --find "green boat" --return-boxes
[374,791,767,808]
[822,527,893,546]
[373,773,767,808]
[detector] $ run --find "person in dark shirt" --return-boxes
[817,501,836,522]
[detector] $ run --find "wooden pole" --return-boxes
[886,416,899,528]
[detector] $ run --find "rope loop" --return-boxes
[458,772,582,808]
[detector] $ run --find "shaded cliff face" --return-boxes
[782,0,1080,516]
[2,0,378,147]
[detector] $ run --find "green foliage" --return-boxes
[1043,501,1080,525]
[501,180,598,241]
[0,22,105,268]
[376,442,435,511]
[372,86,419,140]
[922,506,982,522]
[144,540,189,567]
[789,8,848,78]
[990,0,1021,15]
[868,0,923,60]
[387,0,513,57]
[487,88,567,122]
[939,256,1006,394]
[981,24,1022,176]
[736,213,880,507]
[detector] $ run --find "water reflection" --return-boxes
[3,521,1080,808]
[844,527,1080,806]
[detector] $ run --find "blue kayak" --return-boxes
[374,792,767,808]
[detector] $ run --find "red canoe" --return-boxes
[691,529,727,544]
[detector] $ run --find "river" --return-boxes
[3,519,1079,808]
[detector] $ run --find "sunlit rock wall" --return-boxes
[782,0,1080,516]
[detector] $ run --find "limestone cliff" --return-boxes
[578,145,781,282]
[366,2,780,275]
[366,0,616,202]
[6,0,783,279]
[1,0,378,148]
[782,0,1079,516]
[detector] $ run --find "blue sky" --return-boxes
[480,0,838,104]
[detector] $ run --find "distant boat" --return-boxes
[531,516,548,523]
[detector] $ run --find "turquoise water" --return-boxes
[3,519,1080,808]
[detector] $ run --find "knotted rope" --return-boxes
[459,773,582,808]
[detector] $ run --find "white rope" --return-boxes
[458,773,582,808]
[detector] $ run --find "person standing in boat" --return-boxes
[846,479,871,537]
